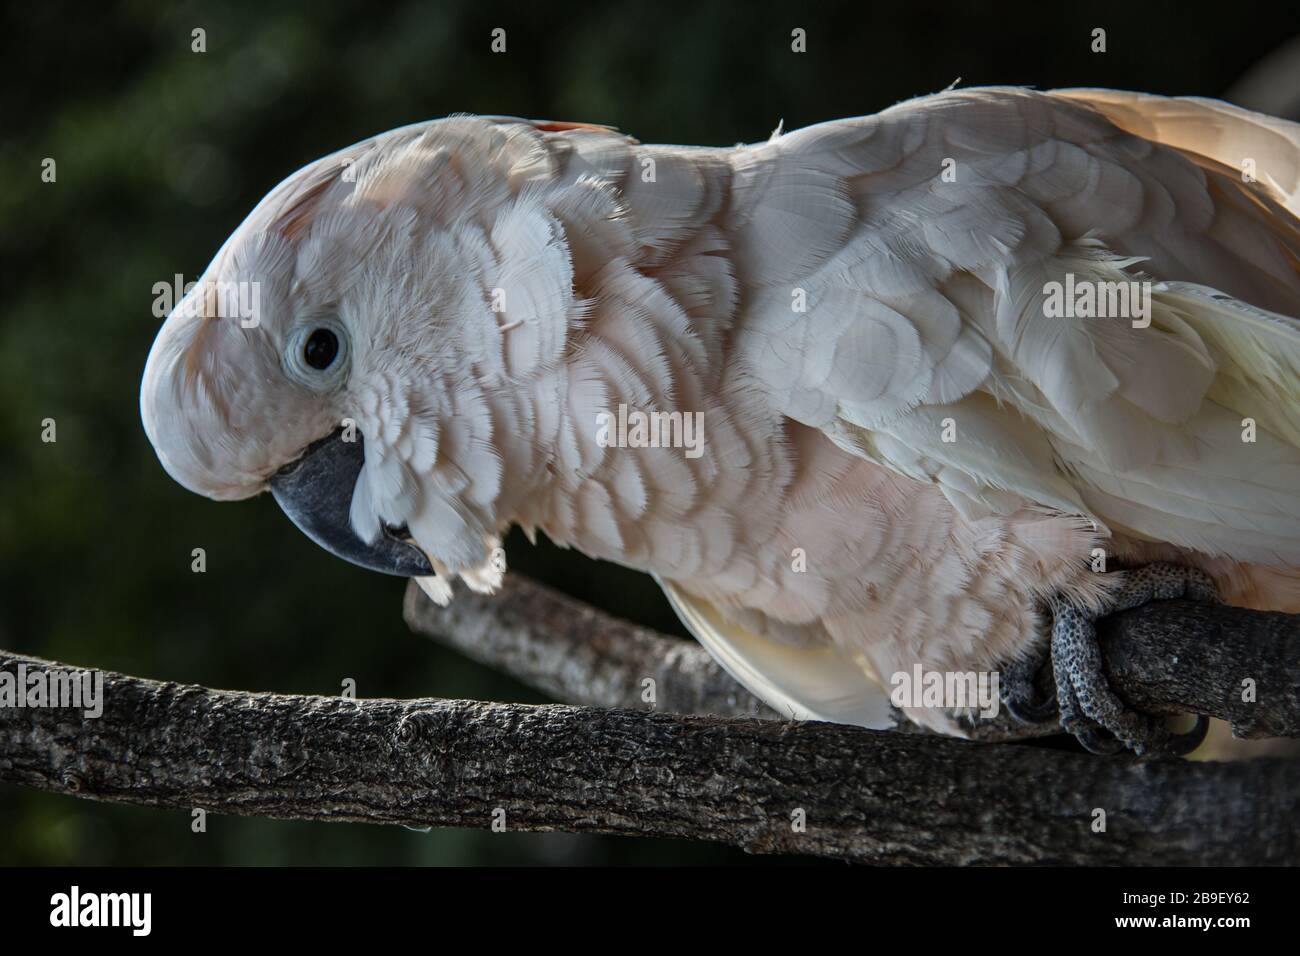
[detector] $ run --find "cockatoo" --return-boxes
[141,88,1300,755]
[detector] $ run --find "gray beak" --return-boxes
[269,430,434,577]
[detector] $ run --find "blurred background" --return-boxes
[2,0,1298,865]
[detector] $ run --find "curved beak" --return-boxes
[269,430,433,577]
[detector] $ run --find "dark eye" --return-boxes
[303,328,339,370]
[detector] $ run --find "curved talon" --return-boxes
[999,643,1056,724]
[1075,725,1125,755]
[1002,691,1058,724]
[1163,714,1210,756]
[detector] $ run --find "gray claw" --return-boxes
[1075,726,1126,755]
[1164,714,1211,756]
[1000,642,1057,724]
[1003,690,1058,725]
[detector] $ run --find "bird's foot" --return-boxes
[998,639,1057,724]
[1007,563,1215,757]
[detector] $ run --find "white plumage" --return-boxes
[141,88,1300,740]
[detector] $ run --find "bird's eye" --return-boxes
[284,320,349,390]
[303,328,339,370]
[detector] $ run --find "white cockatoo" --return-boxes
[142,88,1300,755]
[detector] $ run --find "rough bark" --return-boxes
[405,577,1300,741]
[1099,600,1300,738]
[2,650,1296,864]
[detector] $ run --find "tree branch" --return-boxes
[404,577,1300,741]
[402,577,781,722]
[2,650,1296,864]
[1098,599,1300,738]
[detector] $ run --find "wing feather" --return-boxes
[731,87,1300,566]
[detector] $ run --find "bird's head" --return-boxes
[141,117,577,580]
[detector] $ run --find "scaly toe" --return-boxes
[1052,600,1170,756]
[1049,565,1218,757]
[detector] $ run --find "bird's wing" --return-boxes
[728,86,1300,566]
[658,578,898,728]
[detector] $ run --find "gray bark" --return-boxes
[2,650,1297,864]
